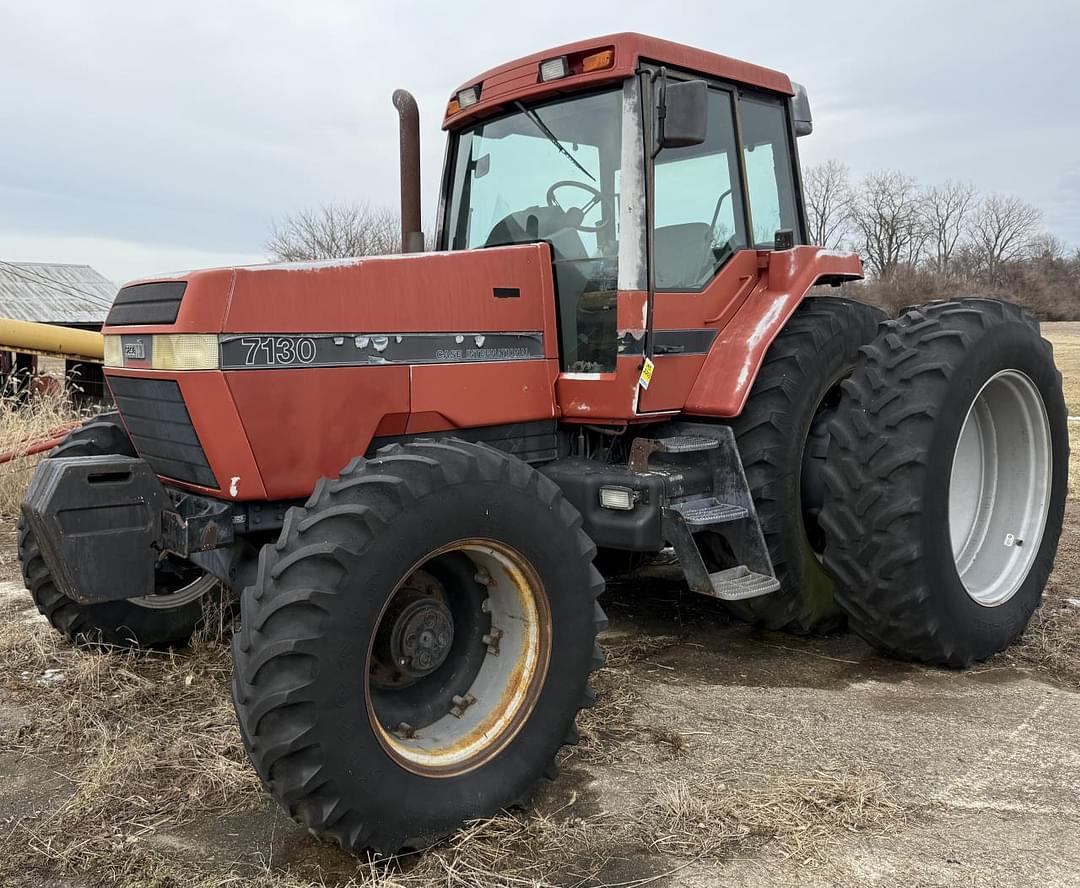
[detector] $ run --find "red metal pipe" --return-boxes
[0,421,79,465]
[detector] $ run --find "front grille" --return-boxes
[106,282,186,326]
[107,375,218,489]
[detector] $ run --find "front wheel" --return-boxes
[821,299,1069,666]
[232,440,606,853]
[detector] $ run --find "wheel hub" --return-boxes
[389,596,454,678]
[367,541,551,776]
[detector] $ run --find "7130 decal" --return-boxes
[240,336,318,366]
[219,331,545,370]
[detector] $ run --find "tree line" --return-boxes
[804,162,1079,318]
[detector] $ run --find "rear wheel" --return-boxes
[17,413,219,647]
[722,296,886,633]
[232,440,606,853]
[821,299,1069,666]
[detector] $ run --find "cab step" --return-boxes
[670,497,747,528]
[653,422,778,604]
[707,566,780,601]
[655,435,719,453]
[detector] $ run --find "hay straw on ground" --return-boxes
[0,595,913,888]
[0,386,87,520]
[0,600,260,879]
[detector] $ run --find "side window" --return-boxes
[738,95,801,248]
[653,89,747,290]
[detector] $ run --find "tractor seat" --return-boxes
[655,222,715,290]
[484,206,589,261]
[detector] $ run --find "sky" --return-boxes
[1,0,1077,284]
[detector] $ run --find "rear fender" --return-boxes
[684,247,863,417]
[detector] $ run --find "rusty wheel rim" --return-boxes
[366,539,552,777]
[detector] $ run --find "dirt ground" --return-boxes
[0,324,1078,888]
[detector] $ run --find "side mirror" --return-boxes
[791,82,813,137]
[659,79,708,149]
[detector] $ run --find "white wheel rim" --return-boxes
[130,573,217,609]
[948,370,1052,606]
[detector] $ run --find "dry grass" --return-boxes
[0,596,911,888]
[1002,324,1080,688]
[1045,322,1080,417]
[1008,584,1080,686]
[0,600,260,881]
[0,386,85,520]
[644,768,906,859]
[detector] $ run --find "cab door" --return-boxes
[637,82,806,414]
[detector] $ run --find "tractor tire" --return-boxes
[719,296,886,634]
[232,439,606,854]
[17,413,220,647]
[821,299,1069,666]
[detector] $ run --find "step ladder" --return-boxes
[645,423,779,604]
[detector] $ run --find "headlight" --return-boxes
[103,334,219,370]
[102,335,123,368]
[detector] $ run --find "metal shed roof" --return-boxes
[0,261,114,326]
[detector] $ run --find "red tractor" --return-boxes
[19,33,1069,853]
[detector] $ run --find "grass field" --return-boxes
[0,322,1077,888]
[1051,322,1080,417]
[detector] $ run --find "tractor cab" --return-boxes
[436,34,823,417]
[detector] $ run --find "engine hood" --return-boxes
[104,245,556,339]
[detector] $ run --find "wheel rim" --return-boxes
[367,539,551,777]
[948,370,1052,607]
[130,563,217,610]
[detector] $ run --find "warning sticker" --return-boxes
[638,358,655,390]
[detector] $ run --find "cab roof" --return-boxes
[443,32,794,130]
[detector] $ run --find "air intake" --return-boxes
[106,282,187,326]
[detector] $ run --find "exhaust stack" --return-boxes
[392,89,424,253]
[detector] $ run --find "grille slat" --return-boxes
[118,415,202,448]
[107,375,218,489]
[106,282,186,326]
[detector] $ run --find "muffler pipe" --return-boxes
[392,89,424,253]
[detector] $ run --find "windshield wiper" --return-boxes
[514,101,595,183]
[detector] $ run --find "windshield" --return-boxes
[445,89,622,258]
[445,88,624,372]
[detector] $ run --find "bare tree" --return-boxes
[968,193,1042,279]
[266,202,401,261]
[850,171,925,279]
[803,160,853,249]
[921,180,976,273]
[1029,232,1068,261]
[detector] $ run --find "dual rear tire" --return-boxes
[821,299,1069,666]
[724,296,886,633]
[726,295,1068,668]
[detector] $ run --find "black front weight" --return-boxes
[21,455,170,605]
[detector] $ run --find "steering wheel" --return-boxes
[546,180,605,233]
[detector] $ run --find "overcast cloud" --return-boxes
[1,0,1077,283]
